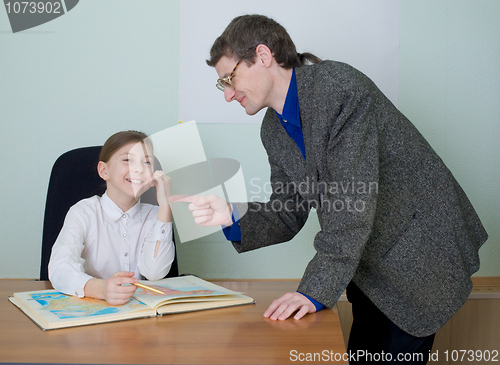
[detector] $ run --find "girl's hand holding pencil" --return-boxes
[84,272,138,306]
[104,272,138,305]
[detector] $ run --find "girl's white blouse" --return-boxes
[48,192,174,297]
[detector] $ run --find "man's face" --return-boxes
[215,55,272,116]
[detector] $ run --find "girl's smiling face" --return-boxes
[98,141,154,210]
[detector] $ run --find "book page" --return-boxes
[13,290,154,329]
[134,276,237,308]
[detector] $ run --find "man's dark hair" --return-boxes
[206,14,321,69]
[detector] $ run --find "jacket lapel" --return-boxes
[295,65,321,202]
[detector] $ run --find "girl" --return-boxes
[49,130,175,305]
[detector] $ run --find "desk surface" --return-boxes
[0,280,346,364]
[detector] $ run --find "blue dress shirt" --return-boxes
[275,68,306,160]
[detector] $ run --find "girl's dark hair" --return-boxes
[99,130,151,163]
[206,14,322,69]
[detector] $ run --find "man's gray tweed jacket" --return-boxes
[233,60,487,337]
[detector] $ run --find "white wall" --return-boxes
[179,0,400,124]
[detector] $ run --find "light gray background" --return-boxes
[179,0,399,123]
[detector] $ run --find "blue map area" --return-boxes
[28,292,146,320]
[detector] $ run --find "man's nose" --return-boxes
[224,87,236,102]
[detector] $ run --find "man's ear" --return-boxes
[97,161,109,181]
[255,44,274,67]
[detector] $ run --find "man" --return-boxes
[172,15,487,364]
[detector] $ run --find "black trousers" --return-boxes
[346,282,435,365]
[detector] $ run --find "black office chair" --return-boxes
[40,146,179,281]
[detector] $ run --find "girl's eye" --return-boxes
[144,161,152,165]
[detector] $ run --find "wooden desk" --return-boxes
[0,280,346,364]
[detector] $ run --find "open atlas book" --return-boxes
[9,275,254,330]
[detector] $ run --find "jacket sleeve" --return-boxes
[232,154,311,253]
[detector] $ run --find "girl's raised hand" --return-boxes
[151,171,172,223]
[151,171,172,207]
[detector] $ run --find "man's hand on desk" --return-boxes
[170,194,233,227]
[264,292,316,321]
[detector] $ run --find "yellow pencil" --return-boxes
[134,282,166,295]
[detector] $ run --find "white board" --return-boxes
[179,0,400,123]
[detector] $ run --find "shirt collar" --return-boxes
[275,68,300,127]
[101,191,143,222]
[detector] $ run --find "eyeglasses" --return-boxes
[216,47,253,91]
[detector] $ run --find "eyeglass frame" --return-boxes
[216,47,255,91]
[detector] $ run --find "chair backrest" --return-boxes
[40,146,178,280]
